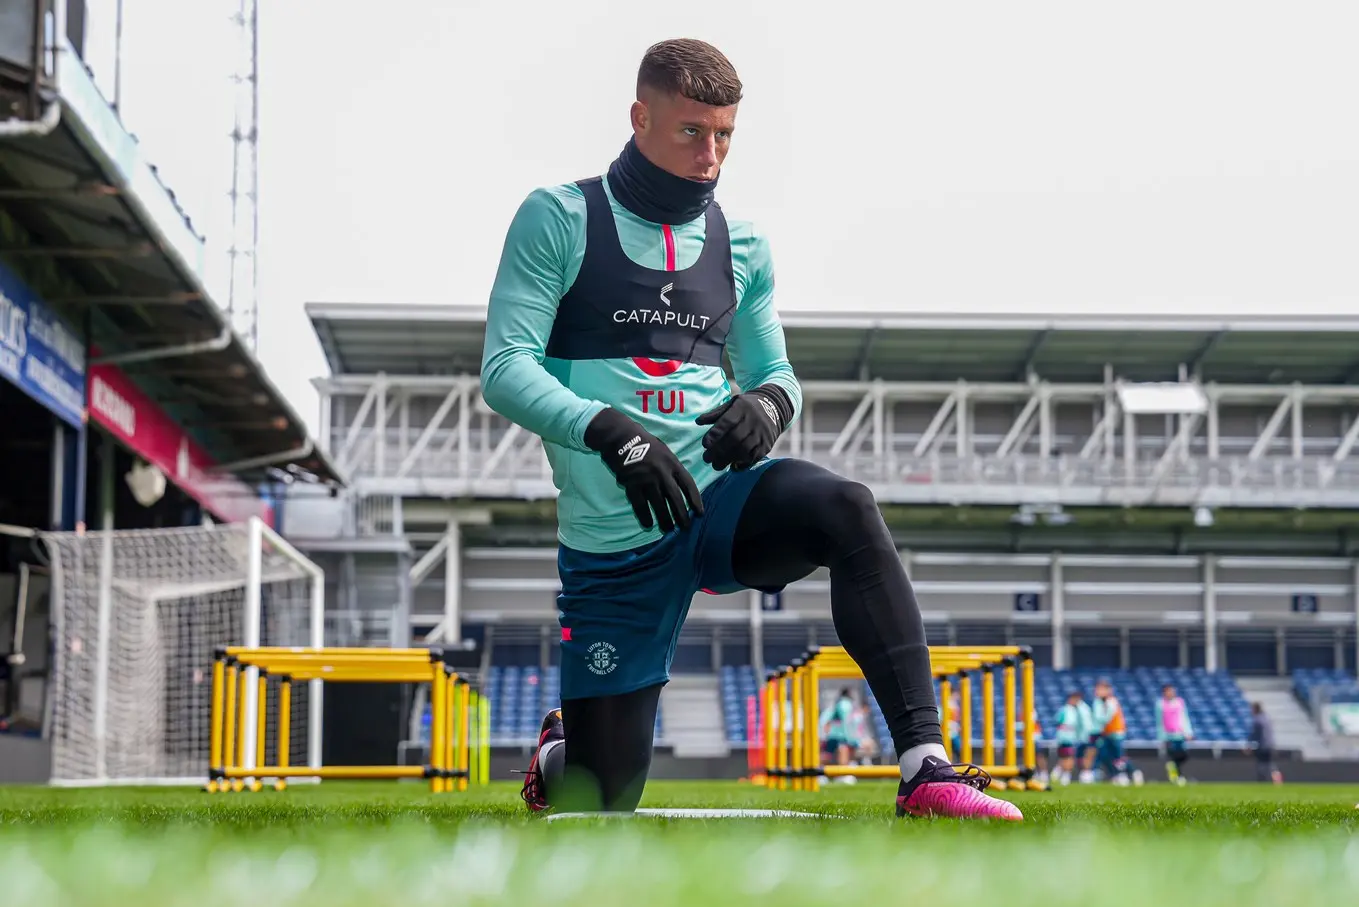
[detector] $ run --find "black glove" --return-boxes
[584,408,704,533]
[695,385,793,471]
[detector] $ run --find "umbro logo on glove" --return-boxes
[695,384,794,472]
[620,439,651,466]
[586,409,703,533]
[757,396,780,426]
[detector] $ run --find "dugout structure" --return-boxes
[208,646,489,793]
[760,646,1038,791]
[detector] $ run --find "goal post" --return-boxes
[241,516,326,779]
[40,517,325,786]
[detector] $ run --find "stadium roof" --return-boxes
[0,53,343,485]
[308,303,1359,386]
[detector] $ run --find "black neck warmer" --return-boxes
[605,136,718,225]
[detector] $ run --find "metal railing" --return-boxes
[330,428,1359,506]
[323,610,397,648]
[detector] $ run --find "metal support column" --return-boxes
[444,519,462,644]
[393,497,410,648]
[1352,559,1359,675]
[1039,386,1053,459]
[956,384,971,457]
[91,433,116,780]
[343,551,357,613]
[750,588,764,678]
[1103,365,1117,466]
[374,376,388,476]
[399,391,410,465]
[1291,387,1304,460]
[63,420,87,532]
[1203,555,1219,673]
[318,387,332,455]
[1207,391,1220,459]
[1122,406,1136,483]
[49,420,65,531]
[1050,553,1066,669]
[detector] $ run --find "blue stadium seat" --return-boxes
[719,665,760,743]
[918,666,1257,748]
[483,662,667,742]
[492,660,1267,751]
[1293,667,1358,706]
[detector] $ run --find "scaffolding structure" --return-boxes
[226,0,260,351]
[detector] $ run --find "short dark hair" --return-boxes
[637,39,743,107]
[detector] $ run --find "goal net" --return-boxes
[40,518,323,786]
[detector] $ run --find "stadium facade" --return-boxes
[289,304,1359,695]
[1,5,338,783]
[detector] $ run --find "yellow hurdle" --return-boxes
[759,645,1040,792]
[206,646,491,794]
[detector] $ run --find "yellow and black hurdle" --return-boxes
[207,646,490,793]
[759,645,1039,792]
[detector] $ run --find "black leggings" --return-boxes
[554,684,662,812]
[552,459,939,811]
[731,459,941,757]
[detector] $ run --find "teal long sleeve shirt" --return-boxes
[482,176,802,553]
[1053,703,1083,744]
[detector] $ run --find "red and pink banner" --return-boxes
[87,361,273,525]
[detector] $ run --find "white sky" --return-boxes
[76,0,1359,432]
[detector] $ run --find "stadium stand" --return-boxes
[282,305,1359,771]
[720,666,761,745]
[1030,669,1252,745]
[459,666,663,745]
[1293,668,1359,707]
[720,665,1254,749]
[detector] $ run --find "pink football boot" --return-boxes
[896,756,1024,821]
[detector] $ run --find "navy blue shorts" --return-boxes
[1097,735,1125,766]
[556,459,778,700]
[1166,739,1188,758]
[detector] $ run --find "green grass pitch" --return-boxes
[2,781,1358,906]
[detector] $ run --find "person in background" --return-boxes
[1156,684,1195,786]
[945,691,962,758]
[1076,690,1098,783]
[1052,691,1087,785]
[1092,678,1144,786]
[1246,702,1283,785]
[819,687,858,768]
[1028,706,1050,787]
[850,703,878,763]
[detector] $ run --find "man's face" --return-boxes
[631,90,737,182]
